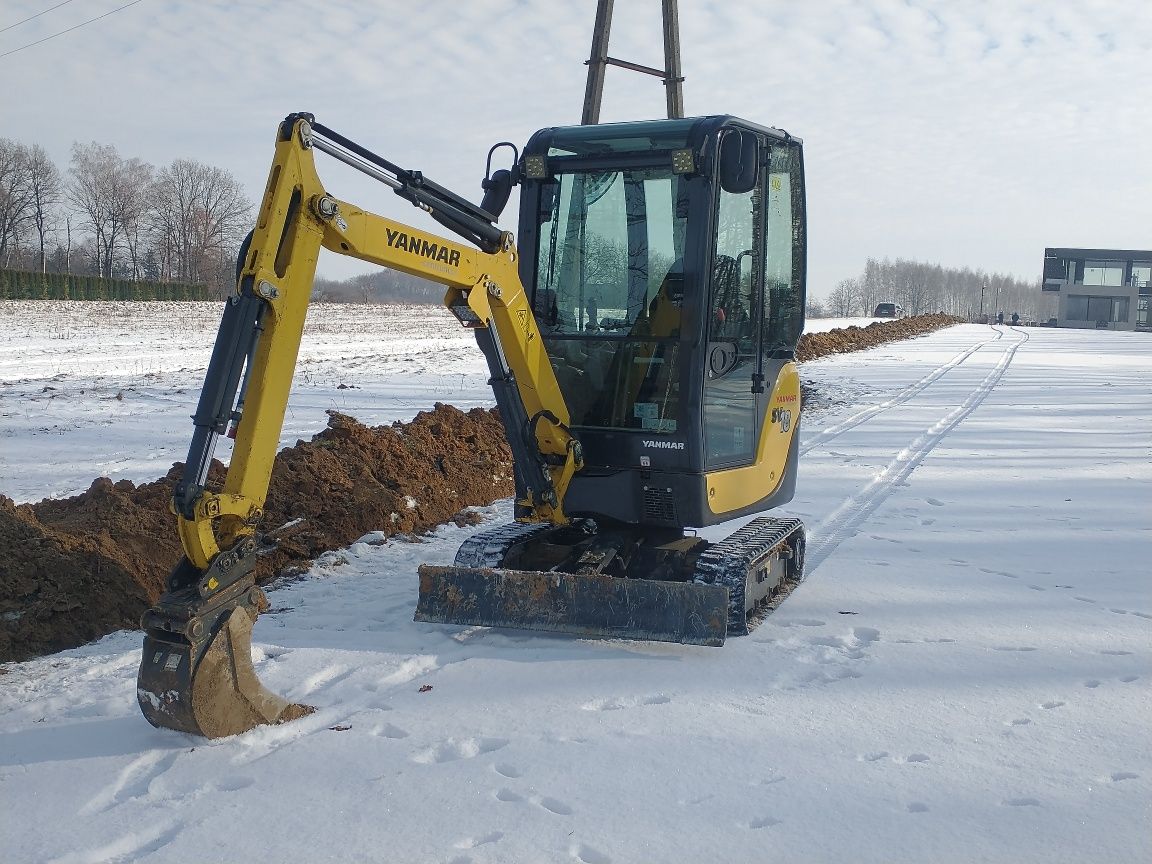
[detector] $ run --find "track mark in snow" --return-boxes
[800,332,1003,457]
[1119,676,1139,683]
[81,750,180,814]
[1074,597,1096,603]
[993,646,1037,652]
[1002,797,1040,807]
[454,831,503,849]
[46,821,183,864]
[925,497,946,507]
[570,843,612,864]
[804,331,1029,574]
[907,802,930,813]
[300,665,350,695]
[860,751,889,762]
[1100,650,1133,656]
[775,618,826,628]
[411,737,509,764]
[1006,718,1032,726]
[1040,701,1065,710]
[495,787,523,802]
[1110,772,1138,782]
[1083,679,1101,689]
[493,762,523,778]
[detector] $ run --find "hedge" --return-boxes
[0,269,215,301]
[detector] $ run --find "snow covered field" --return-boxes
[1,309,1149,863]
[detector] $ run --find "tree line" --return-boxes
[0,137,251,296]
[813,257,1052,322]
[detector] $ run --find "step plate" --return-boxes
[416,565,729,646]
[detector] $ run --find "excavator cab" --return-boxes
[138,113,806,739]
[516,117,805,526]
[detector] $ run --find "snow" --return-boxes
[2,313,1150,864]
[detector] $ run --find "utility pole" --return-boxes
[582,0,685,125]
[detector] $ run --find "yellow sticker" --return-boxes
[207,577,219,591]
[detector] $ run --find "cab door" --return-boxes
[703,128,765,469]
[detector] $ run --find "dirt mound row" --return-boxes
[1,315,961,663]
[796,314,963,362]
[0,404,513,662]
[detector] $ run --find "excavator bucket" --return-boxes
[415,565,730,646]
[138,582,313,738]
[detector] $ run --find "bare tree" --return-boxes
[827,278,859,316]
[68,142,154,278]
[149,159,251,285]
[25,145,62,274]
[0,139,35,266]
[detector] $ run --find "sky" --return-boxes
[2,0,1150,298]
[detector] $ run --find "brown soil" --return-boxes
[0,314,960,663]
[795,313,963,362]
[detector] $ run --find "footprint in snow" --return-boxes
[495,788,523,803]
[581,694,670,711]
[1083,679,1101,689]
[1100,650,1133,656]
[454,831,503,849]
[411,737,508,764]
[1119,676,1139,683]
[1002,798,1040,807]
[1110,772,1138,782]
[371,723,409,739]
[493,763,523,778]
[907,802,929,813]
[749,816,782,828]
[1006,718,1032,727]
[925,497,946,507]
[1040,701,1064,710]
[536,796,574,815]
[859,751,889,762]
[570,843,611,864]
[898,754,930,764]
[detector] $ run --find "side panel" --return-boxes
[704,361,800,516]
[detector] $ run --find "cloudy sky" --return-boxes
[3,0,1149,296]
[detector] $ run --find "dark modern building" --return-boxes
[1042,248,1152,331]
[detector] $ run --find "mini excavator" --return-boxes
[137,112,808,737]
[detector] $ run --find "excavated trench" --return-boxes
[0,314,961,663]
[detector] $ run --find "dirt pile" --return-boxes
[796,314,962,362]
[0,404,512,662]
[1,315,961,663]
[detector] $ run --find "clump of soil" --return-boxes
[1,315,960,663]
[0,404,512,663]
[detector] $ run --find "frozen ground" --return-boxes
[0,301,880,502]
[1,312,1149,863]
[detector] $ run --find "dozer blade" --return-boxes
[138,556,313,738]
[415,565,729,646]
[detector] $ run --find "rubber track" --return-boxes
[453,521,553,568]
[692,516,805,635]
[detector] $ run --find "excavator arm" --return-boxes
[138,114,581,737]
